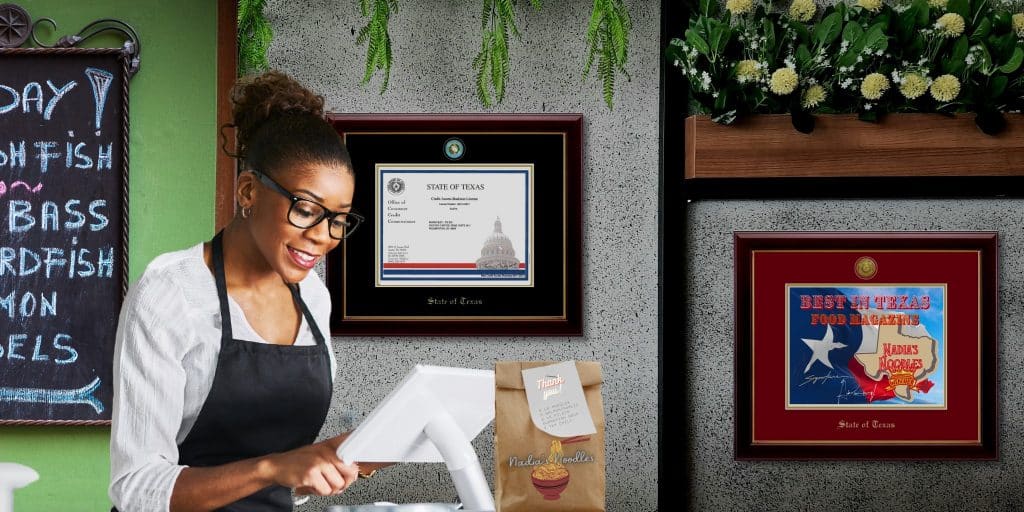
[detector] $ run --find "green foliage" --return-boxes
[473,0,538,107]
[584,0,633,109]
[238,1,634,109]
[357,0,397,94]
[238,0,272,76]
[666,0,1024,132]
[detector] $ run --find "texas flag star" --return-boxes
[802,324,847,373]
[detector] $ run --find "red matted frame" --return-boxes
[734,232,999,460]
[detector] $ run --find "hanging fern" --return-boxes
[356,0,397,93]
[473,0,543,107]
[474,0,520,107]
[583,0,631,109]
[237,1,631,108]
[238,0,272,76]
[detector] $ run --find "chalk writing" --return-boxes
[0,54,126,423]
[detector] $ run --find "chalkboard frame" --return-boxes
[0,47,131,426]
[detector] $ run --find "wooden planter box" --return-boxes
[684,114,1024,179]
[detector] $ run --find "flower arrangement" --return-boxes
[666,0,1024,133]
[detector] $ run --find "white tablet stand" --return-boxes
[336,365,496,512]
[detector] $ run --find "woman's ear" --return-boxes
[236,170,257,208]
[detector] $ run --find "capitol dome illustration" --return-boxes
[476,217,520,270]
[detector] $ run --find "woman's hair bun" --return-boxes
[229,69,326,160]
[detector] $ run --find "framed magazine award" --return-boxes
[734,232,998,459]
[326,114,583,336]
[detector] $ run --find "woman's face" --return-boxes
[243,162,355,283]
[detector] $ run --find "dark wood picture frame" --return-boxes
[733,232,998,460]
[215,0,237,231]
[325,114,583,336]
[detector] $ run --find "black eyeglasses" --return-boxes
[250,170,363,240]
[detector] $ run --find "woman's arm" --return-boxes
[109,269,193,511]
[169,435,358,512]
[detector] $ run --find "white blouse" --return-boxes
[108,242,336,511]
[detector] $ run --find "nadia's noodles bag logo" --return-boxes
[537,374,564,400]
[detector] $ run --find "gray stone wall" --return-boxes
[263,1,661,510]
[687,200,1023,511]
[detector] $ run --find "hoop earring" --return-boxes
[241,206,252,219]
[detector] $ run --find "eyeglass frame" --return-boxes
[247,169,364,240]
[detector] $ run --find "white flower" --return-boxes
[864,103,873,110]
[857,56,864,63]
[801,84,828,108]
[899,72,929,99]
[735,60,762,83]
[700,71,712,90]
[965,54,976,65]
[770,67,800,95]
[935,13,966,37]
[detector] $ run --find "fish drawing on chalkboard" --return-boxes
[0,377,104,414]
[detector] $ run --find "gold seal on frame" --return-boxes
[854,256,878,280]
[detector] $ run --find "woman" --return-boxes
[109,70,370,511]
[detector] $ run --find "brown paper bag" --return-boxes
[494,361,605,512]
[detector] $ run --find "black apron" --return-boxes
[115,231,333,511]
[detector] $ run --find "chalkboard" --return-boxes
[0,48,130,425]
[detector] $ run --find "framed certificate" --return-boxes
[734,232,998,459]
[326,114,583,336]
[375,164,533,288]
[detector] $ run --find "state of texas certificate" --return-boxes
[375,164,534,287]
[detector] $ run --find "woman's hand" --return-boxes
[168,434,358,511]
[264,434,358,496]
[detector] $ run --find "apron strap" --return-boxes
[214,230,326,347]
[211,230,234,344]
[289,283,327,347]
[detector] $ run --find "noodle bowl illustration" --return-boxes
[531,440,570,500]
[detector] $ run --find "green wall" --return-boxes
[2,1,219,509]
